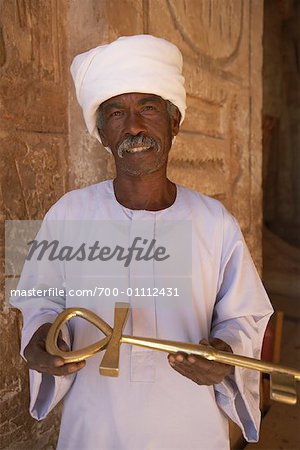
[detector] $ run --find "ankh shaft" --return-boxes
[120,335,300,381]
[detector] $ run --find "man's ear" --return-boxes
[98,128,109,147]
[171,107,181,137]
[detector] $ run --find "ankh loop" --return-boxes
[46,302,300,405]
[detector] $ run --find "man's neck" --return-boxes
[113,173,176,211]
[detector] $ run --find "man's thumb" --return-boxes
[58,331,69,352]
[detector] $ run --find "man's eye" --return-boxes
[111,111,122,117]
[143,105,156,111]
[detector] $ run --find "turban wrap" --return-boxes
[70,35,186,150]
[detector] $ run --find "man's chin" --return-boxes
[120,161,165,177]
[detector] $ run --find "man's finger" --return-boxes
[30,359,86,376]
[57,330,70,352]
[50,360,86,376]
[208,338,233,353]
[168,352,188,365]
[57,338,70,352]
[33,350,66,369]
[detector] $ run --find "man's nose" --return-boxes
[124,111,147,135]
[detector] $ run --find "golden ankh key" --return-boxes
[46,302,300,405]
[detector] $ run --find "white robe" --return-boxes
[11,180,273,450]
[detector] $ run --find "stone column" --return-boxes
[1,1,68,447]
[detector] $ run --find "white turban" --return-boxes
[70,35,186,148]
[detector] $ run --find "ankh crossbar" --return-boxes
[46,302,300,405]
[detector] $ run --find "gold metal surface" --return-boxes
[99,303,129,377]
[270,373,297,405]
[46,303,300,404]
[46,307,112,362]
[120,335,300,380]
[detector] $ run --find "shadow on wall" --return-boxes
[262,0,300,248]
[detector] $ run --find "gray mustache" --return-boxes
[117,134,160,158]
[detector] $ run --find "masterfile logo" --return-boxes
[26,236,170,267]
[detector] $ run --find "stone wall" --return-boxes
[0,1,67,448]
[1,1,264,448]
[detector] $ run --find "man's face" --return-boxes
[98,93,180,176]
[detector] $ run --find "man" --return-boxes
[11,35,273,449]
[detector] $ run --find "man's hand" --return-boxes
[24,323,86,376]
[168,338,233,385]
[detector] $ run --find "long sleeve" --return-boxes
[211,210,273,442]
[10,207,76,420]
